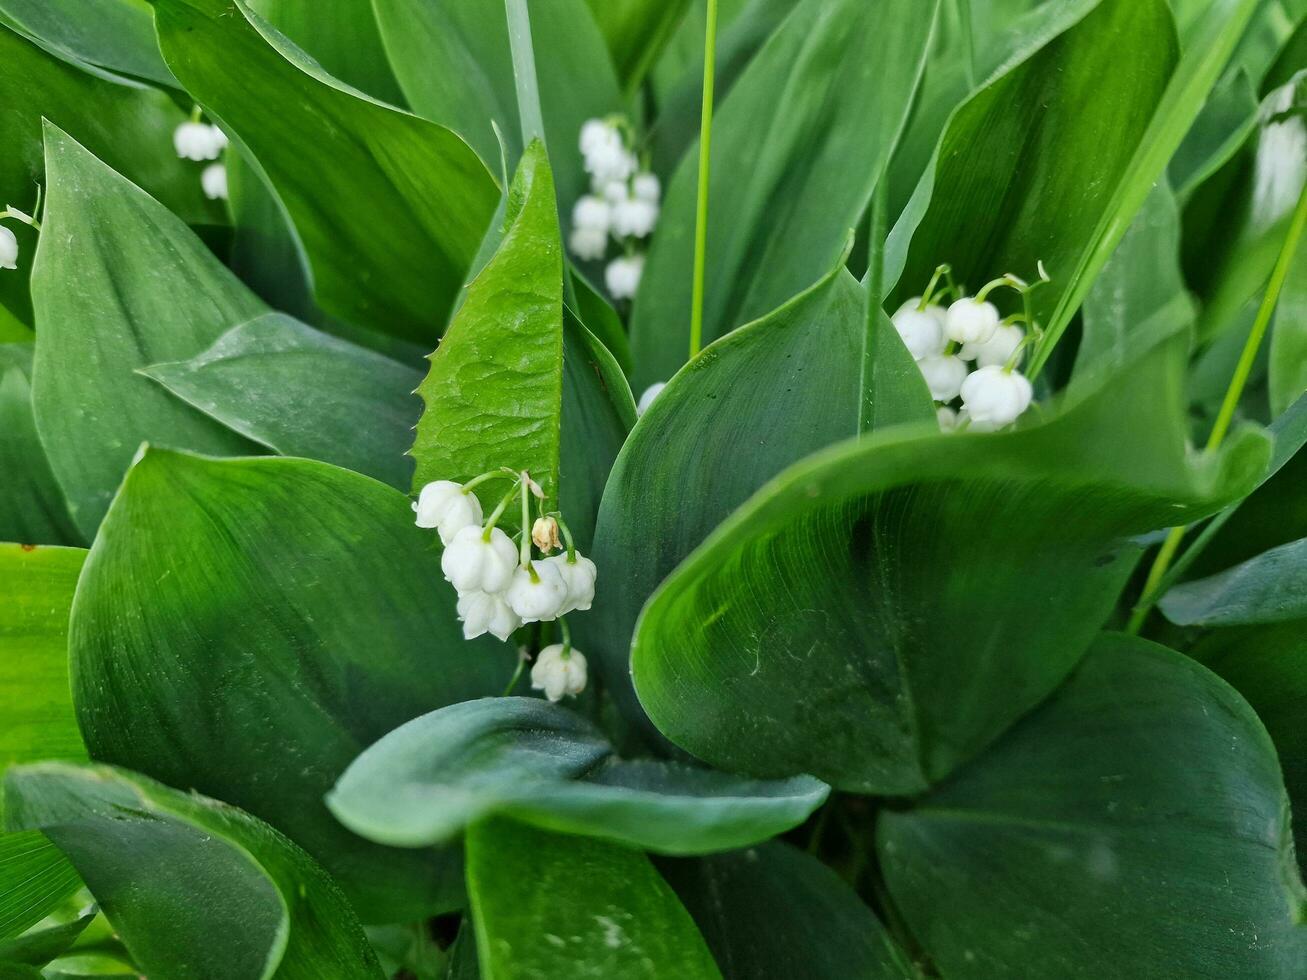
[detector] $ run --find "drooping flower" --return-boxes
[569,195,612,260]
[636,382,666,417]
[917,354,969,402]
[531,644,588,701]
[633,172,661,204]
[605,254,644,300]
[456,590,522,642]
[891,307,945,361]
[441,525,518,594]
[945,297,1000,345]
[569,226,608,261]
[505,561,569,624]
[611,197,658,239]
[174,121,224,161]
[0,226,17,271]
[960,323,1024,368]
[201,163,228,201]
[960,365,1033,427]
[936,405,959,431]
[541,553,597,615]
[531,516,561,553]
[414,480,483,545]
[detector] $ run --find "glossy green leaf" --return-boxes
[30,126,263,540]
[1161,535,1307,625]
[630,0,938,389]
[70,450,515,922]
[411,142,563,505]
[465,819,720,980]
[632,340,1271,793]
[0,0,171,86]
[141,313,423,491]
[330,697,826,854]
[878,633,1307,979]
[586,265,930,732]
[153,0,499,345]
[887,0,1177,331]
[0,25,217,326]
[1270,213,1307,414]
[586,0,691,92]
[5,763,384,979]
[660,842,913,980]
[373,0,621,217]
[0,348,79,546]
[0,912,93,968]
[0,833,79,941]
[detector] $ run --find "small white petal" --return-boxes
[415,481,484,545]
[457,590,521,641]
[636,382,666,417]
[580,119,613,156]
[891,307,945,360]
[531,644,588,702]
[572,195,611,232]
[959,365,1033,427]
[917,354,968,402]
[506,561,569,623]
[0,226,18,270]
[441,525,517,594]
[945,298,1000,345]
[569,226,608,261]
[174,121,221,161]
[201,163,228,201]
[611,198,658,238]
[541,553,597,615]
[633,172,660,203]
[605,254,644,300]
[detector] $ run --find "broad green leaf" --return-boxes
[0,833,79,941]
[632,340,1271,793]
[629,0,939,389]
[585,265,930,733]
[0,544,86,805]
[245,0,404,105]
[373,0,621,218]
[30,126,263,540]
[465,819,720,980]
[660,843,913,980]
[329,697,827,854]
[571,272,632,377]
[1265,13,1307,91]
[5,763,384,979]
[141,313,423,491]
[0,348,79,546]
[70,450,515,922]
[877,634,1307,979]
[1169,67,1259,196]
[1270,215,1307,413]
[0,25,217,327]
[0,912,93,968]
[153,0,499,345]
[586,0,691,93]
[411,142,563,505]
[1161,535,1307,625]
[887,0,1177,330]
[0,0,172,87]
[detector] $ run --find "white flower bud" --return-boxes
[531,644,587,701]
[441,525,518,594]
[174,121,221,161]
[414,480,483,545]
[0,226,17,270]
[506,561,568,623]
[611,197,658,238]
[960,323,1024,368]
[937,405,959,431]
[457,589,521,642]
[586,140,637,184]
[633,172,660,204]
[605,254,644,300]
[201,163,228,201]
[531,516,561,553]
[636,381,666,417]
[891,307,945,361]
[572,195,611,232]
[917,354,968,402]
[946,297,1000,345]
[960,365,1033,427]
[542,553,597,615]
[579,119,612,156]
[568,226,608,261]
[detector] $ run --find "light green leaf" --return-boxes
[30,125,263,541]
[878,633,1307,979]
[632,340,1271,793]
[329,697,827,854]
[5,763,384,979]
[153,0,499,345]
[630,0,939,389]
[0,348,79,546]
[1161,535,1307,625]
[465,819,721,980]
[141,313,423,491]
[0,912,93,968]
[70,450,515,922]
[0,0,173,87]
[586,0,692,93]
[660,842,914,980]
[0,833,79,941]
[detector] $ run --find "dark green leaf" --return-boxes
[0,833,79,941]
[141,313,423,491]
[153,0,499,345]
[632,340,1270,793]
[877,633,1307,979]
[70,450,515,922]
[586,0,691,93]
[1161,535,1307,625]
[0,912,93,968]
[1270,211,1307,414]
[0,348,79,546]
[330,697,826,854]
[30,125,264,540]
[630,0,938,389]
[465,819,720,979]
[1169,67,1259,197]
[0,0,173,86]
[5,762,384,979]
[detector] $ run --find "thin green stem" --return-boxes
[503,0,546,148]
[501,654,528,697]
[558,615,572,653]
[687,0,719,360]
[1127,180,1307,635]
[859,178,889,434]
[482,480,522,538]
[518,475,532,566]
[916,263,951,311]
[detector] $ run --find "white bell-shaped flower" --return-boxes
[201,163,228,201]
[960,365,1033,427]
[605,254,644,300]
[457,589,522,642]
[209,126,229,153]
[611,197,658,239]
[917,354,968,402]
[568,226,607,261]
[636,381,666,417]
[580,119,613,156]
[600,180,629,204]
[505,560,568,624]
[531,644,588,702]
[174,121,219,160]
[946,297,1000,345]
[541,554,597,615]
[960,323,1024,368]
[441,525,518,594]
[572,195,611,232]
[956,409,1000,433]
[583,124,636,184]
[936,405,959,431]
[891,307,945,361]
[414,480,484,545]
[0,226,18,270]
[633,172,660,204]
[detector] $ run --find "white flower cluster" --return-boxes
[414,473,596,702]
[569,117,661,301]
[892,267,1044,431]
[173,116,229,201]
